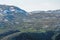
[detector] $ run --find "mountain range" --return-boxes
[0,5,60,33]
[0,5,60,40]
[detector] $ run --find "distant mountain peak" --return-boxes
[0,5,27,15]
[0,5,28,30]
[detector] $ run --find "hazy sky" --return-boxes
[0,0,60,12]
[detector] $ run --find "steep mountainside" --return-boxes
[0,5,28,33]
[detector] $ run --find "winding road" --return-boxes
[1,32,21,40]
